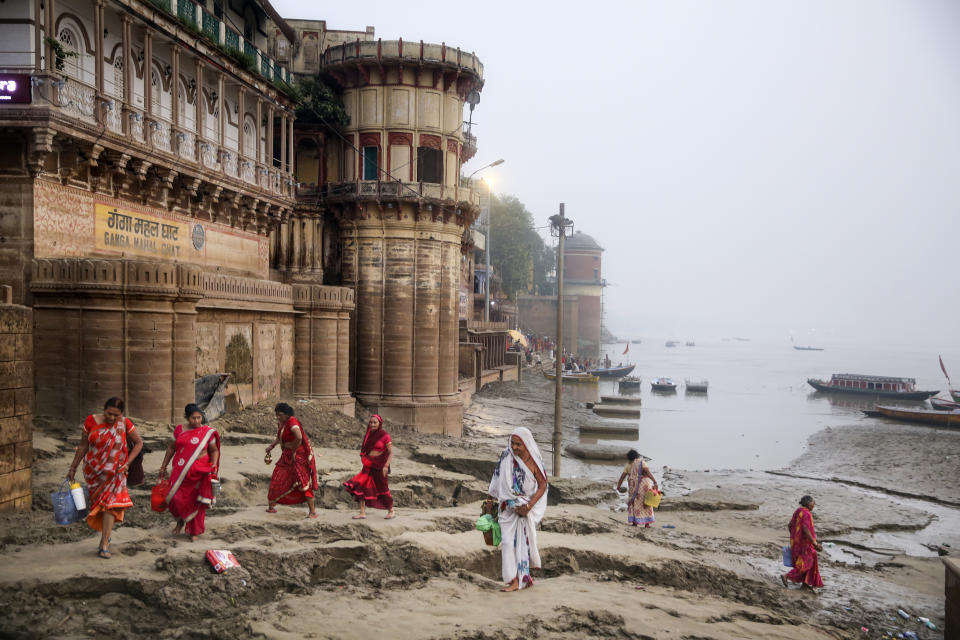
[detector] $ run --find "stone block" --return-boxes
[0,415,28,445]
[0,361,31,390]
[14,333,31,361]
[14,440,31,470]
[0,389,14,417]
[0,443,13,474]
[14,387,31,416]
[0,334,14,362]
[14,494,30,510]
[0,307,30,334]
[0,468,31,501]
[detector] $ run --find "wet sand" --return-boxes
[0,371,955,639]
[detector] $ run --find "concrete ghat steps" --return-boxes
[579,422,640,437]
[591,405,642,419]
[599,395,642,405]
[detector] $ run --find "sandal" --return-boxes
[307,513,319,519]
[384,512,396,519]
[97,548,111,559]
[266,507,278,514]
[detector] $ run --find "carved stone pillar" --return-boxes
[171,46,180,128]
[293,284,355,416]
[278,217,289,272]
[94,1,105,95]
[143,32,153,117]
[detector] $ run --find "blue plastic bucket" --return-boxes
[781,545,793,567]
[51,479,78,525]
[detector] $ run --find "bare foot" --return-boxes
[190,535,199,542]
[173,521,184,536]
[384,511,396,519]
[352,514,366,519]
[780,574,789,588]
[307,512,319,519]
[500,581,519,592]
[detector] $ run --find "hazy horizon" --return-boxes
[274,0,960,350]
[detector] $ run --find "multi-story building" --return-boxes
[284,19,487,434]
[518,230,605,358]
[0,0,354,430]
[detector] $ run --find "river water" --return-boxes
[564,338,960,475]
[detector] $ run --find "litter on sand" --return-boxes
[206,549,241,573]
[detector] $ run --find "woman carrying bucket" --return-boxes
[67,397,143,559]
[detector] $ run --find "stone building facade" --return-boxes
[0,290,33,511]
[0,0,354,429]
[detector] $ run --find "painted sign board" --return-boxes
[95,204,194,259]
[0,74,31,104]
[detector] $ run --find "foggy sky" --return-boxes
[274,0,960,349]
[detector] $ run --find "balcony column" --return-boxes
[311,217,323,274]
[194,58,204,139]
[94,1,105,95]
[217,73,225,146]
[288,114,295,179]
[121,16,132,107]
[237,87,245,158]
[279,113,287,174]
[34,0,42,72]
[256,98,263,167]
[44,0,55,73]
[302,215,314,274]
[143,32,153,118]
[279,216,290,272]
[267,106,275,169]
[268,225,278,270]
[290,215,302,273]
[171,45,180,128]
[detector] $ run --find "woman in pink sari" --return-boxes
[615,449,659,527]
[343,415,395,519]
[781,495,824,591]
[158,404,221,541]
[266,403,319,518]
[67,397,143,559]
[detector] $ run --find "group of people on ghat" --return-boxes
[63,395,817,594]
[65,398,398,558]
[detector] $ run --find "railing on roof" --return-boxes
[322,39,484,78]
[148,0,292,85]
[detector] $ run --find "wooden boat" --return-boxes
[665,340,679,347]
[592,404,641,419]
[807,374,937,400]
[793,346,824,351]
[864,405,960,428]
[542,370,599,384]
[684,379,709,393]
[618,376,641,392]
[685,341,696,347]
[937,356,960,403]
[600,395,642,406]
[930,397,960,411]
[651,377,677,392]
[587,364,635,378]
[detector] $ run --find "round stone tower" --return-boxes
[322,40,483,434]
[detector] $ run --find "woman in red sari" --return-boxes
[66,397,143,559]
[343,414,395,519]
[158,404,221,541]
[781,495,824,591]
[266,403,319,518]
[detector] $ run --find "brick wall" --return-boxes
[0,292,32,511]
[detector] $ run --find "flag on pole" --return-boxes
[940,355,951,384]
[623,342,629,355]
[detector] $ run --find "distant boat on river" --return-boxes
[665,340,679,347]
[684,379,709,393]
[808,373,937,400]
[587,364,635,378]
[543,370,598,384]
[793,345,824,351]
[651,377,677,392]
[863,405,960,428]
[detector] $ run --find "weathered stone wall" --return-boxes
[0,142,34,305]
[293,284,355,415]
[0,293,32,511]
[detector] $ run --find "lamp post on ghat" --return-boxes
[468,159,504,322]
[549,205,573,477]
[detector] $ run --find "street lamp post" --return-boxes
[549,205,573,477]
[468,159,504,322]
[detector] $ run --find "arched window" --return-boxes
[242,115,256,158]
[112,56,124,99]
[57,27,81,81]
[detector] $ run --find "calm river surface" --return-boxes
[562,338,960,475]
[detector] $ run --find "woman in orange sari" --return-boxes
[781,495,824,591]
[266,403,319,518]
[159,403,221,541]
[66,397,143,559]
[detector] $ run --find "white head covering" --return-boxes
[488,427,548,523]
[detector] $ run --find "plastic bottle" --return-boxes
[897,609,910,620]
[917,617,936,630]
[69,481,87,513]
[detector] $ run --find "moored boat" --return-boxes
[685,341,696,347]
[807,373,937,400]
[864,405,960,428]
[684,379,709,393]
[587,364,636,378]
[618,376,641,392]
[930,397,960,411]
[665,340,679,347]
[793,346,824,351]
[543,370,599,384]
[651,377,677,392]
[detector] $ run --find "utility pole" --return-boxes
[549,204,573,477]
[483,179,491,321]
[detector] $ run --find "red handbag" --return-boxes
[151,479,169,512]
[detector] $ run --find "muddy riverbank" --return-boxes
[0,372,954,639]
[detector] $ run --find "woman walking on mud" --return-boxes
[67,397,143,559]
[158,404,221,541]
[616,449,658,528]
[781,495,824,592]
[343,414,395,519]
[266,403,319,518]
[488,427,548,592]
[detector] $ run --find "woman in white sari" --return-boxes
[487,427,548,591]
